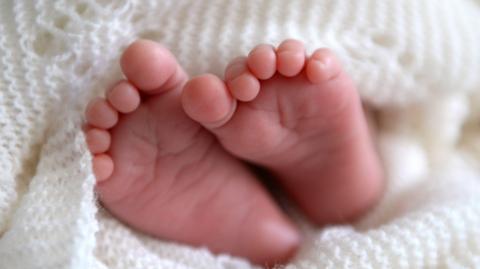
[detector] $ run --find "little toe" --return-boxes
[92,154,114,182]
[182,74,236,128]
[107,81,141,113]
[247,44,276,80]
[85,98,119,129]
[306,48,342,84]
[225,57,260,102]
[85,128,111,154]
[276,39,306,77]
[120,39,187,93]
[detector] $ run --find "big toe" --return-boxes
[182,74,236,128]
[121,39,186,92]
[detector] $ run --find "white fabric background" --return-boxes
[0,0,479,268]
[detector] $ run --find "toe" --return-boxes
[85,98,119,129]
[107,81,141,113]
[224,56,247,81]
[85,128,111,154]
[225,57,260,102]
[306,48,342,84]
[182,74,236,128]
[227,73,260,102]
[276,39,306,77]
[92,154,114,182]
[121,39,187,92]
[247,44,276,80]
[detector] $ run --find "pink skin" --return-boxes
[247,44,277,80]
[85,38,384,266]
[84,40,300,266]
[85,128,110,154]
[276,39,306,77]
[226,57,261,102]
[182,39,384,225]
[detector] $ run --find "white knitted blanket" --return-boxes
[1,0,480,268]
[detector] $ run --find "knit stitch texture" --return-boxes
[0,0,480,268]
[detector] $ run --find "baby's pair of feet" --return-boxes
[85,39,383,266]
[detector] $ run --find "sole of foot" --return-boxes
[182,39,384,225]
[84,39,301,266]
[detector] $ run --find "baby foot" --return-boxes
[182,40,384,224]
[84,40,300,265]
